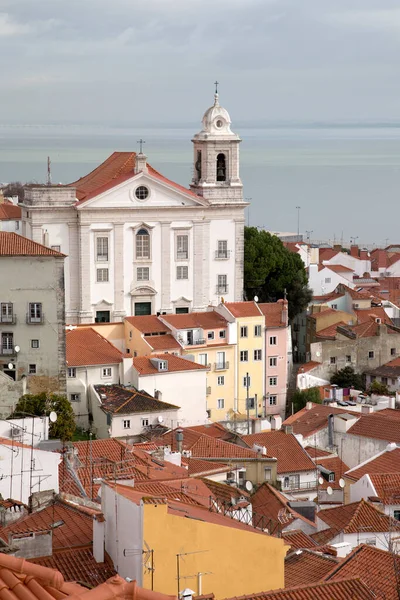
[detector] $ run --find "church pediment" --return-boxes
[130,285,157,297]
[77,171,208,211]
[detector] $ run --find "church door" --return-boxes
[135,302,151,316]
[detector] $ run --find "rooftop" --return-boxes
[161,311,228,330]
[158,428,261,460]
[222,301,262,318]
[258,301,287,328]
[0,202,21,221]
[132,354,207,375]
[251,483,316,534]
[284,549,339,589]
[242,431,316,474]
[66,327,123,367]
[347,412,400,443]
[0,232,65,257]
[281,530,317,551]
[345,445,400,481]
[315,456,349,490]
[94,384,179,414]
[283,403,359,438]
[125,315,170,334]
[143,334,182,351]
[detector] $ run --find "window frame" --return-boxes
[102,367,112,378]
[269,395,277,406]
[207,331,215,340]
[219,330,226,339]
[31,339,40,349]
[254,325,262,337]
[243,375,251,388]
[28,302,42,323]
[330,356,336,365]
[136,228,151,260]
[368,351,375,359]
[240,350,248,362]
[217,375,225,386]
[123,419,131,429]
[254,349,262,361]
[269,356,277,367]
[217,274,228,294]
[176,265,189,280]
[137,267,150,281]
[96,268,109,283]
[217,240,228,259]
[176,234,189,261]
[269,336,277,345]
[67,367,76,378]
[70,393,81,403]
[96,235,109,262]
[28,364,36,375]
[240,326,248,338]
[269,376,277,386]
[217,398,225,409]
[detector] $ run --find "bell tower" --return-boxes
[190,83,243,204]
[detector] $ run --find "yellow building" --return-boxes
[103,483,287,598]
[124,315,183,356]
[216,302,265,417]
[160,312,235,420]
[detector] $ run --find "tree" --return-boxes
[367,380,390,396]
[330,366,364,390]
[244,227,312,320]
[291,387,322,413]
[1,182,24,202]
[10,393,75,441]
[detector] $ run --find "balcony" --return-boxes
[214,361,229,371]
[216,285,229,295]
[0,315,16,325]
[215,250,231,260]
[26,314,44,324]
[282,479,318,492]
[0,346,15,356]
[186,338,206,346]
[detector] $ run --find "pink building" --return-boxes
[259,300,289,418]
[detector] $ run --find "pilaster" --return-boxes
[193,221,210,310]
[160,222,171,311]
[78,225,93,323]
[66,223,79,323]
[113,224,125,321]
[235,219,245,301]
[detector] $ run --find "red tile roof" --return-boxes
[0,202,21,220]
[161,311,228,330]
[347,412,400,443]
[70,151,200,203]
[324,544,400,599]
[316,456,349,489]
[281,530,317,551]
[309,308,337,320]
[368,473,400,504]
[31,546,116,587]
[297,362,321,373]
[94,384,179,414]
[186,458,230,476]
[325,264,354,273]
[283,404,359,438]
[159,428,260,459]
[132,354,207,375]
[225,579,375,600]
[345,446,400,481]
[144,334,181,350]
[304,447,333,459]
[242,431,316,474]
[188,422,238,441]
[315,321,346,339]
[223,302,263,318]
[354,307,392,325]
[318,248,339,261]
[284,549,339,588]
[125,315,170,334]
[133,479,212,507]
[66,327,123,367]
[251,483,316,534]
[0,499,93,549]
[258,301,287,328]
[317,499,400,538]
[0,232,65,257]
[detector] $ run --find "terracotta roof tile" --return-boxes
[224,578,374,600]
[284,549,339,588]
[223,302,263,318]
[161,311,228,330]
[304,447,333,459]
[242,431,316,474]
[325,264,354,273]
[251,483,316,534]
[185,458,230,476]
[31,546,116,587]
[125,315,170,334]
[143,334,182,350]
[297,362,321,373]
[315,456,349,489]
[0,232,65,257]
[368,473,400,504]
[158,428,260,459]
[324,544,400,599]
[354,306,392,325]
[309,308,337,319]
[283,404,359,438]
[281,530,317,551]
[0,499,93,549]
[132,354,207,375]
[188,422,237,441]
[347,412,400,443]
[0,203,21,220]
[94,384,179,414]
[315,321,346,339]
[66,327,123,367]
[258,301,287,328]
[345,446,400,481]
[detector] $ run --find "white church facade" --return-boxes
[21,92,246,323]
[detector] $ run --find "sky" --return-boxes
[2,0,400,125]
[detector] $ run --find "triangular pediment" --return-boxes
[77,171,208,210]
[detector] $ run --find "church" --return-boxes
[21,91,246,323]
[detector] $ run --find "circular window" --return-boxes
[216,119,223,128]
[135,185,149,201]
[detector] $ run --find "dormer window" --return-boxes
[159,360,168,371]
[216,154,226,182]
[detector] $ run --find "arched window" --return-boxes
[216,153,226,182]
[136,228,150,259]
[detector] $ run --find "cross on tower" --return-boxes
[214,80,219,94]
[137,139,146,154]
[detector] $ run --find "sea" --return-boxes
[1,122,400,245]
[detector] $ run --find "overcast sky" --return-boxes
[1,0,400,124]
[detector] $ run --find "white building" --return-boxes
[21,91,246,324]
[0,416,49,448]
[132,354,208,427]
[0,199,21,232]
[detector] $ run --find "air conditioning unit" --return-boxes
[10,427,21,438]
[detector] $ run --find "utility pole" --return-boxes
[296,206,301,237]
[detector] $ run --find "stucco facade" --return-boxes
[21,93,246,324]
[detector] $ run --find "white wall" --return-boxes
[133,369,208,427]
[110,409,179,438]
[1,443,60,504]
[308,264,354,296]
[324,252,371,277]
[0,417,49,448]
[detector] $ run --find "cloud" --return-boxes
[324,8,400,32]
[0,13,31,36]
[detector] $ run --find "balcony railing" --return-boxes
[215,250,231,260]
[0,315,16,324]
[216,285,229,295]
[214,361,229,371]
[26,314,44,324]
[282,479,318,492]
[187,338,206,346]
[0,346,15,356]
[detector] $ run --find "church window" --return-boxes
[135,186,149,201]
[96,236,109,262]
[136,229,150,259]
[195,150,202,180]
[97,268,109,282]
[216,153,226,182]
[176,235,189,260]
[177,266,188,280]
[137,267,149,281]
[217,274,228,294]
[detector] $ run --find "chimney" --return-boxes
[135,152,148,174]
[361,405,373,414]
[271,415,282,430]
[93,517,105,563]
[328,414,334,448]
[333,244,341,252]
[175,428,184,453]
[281,299,288,326]
[306,402,313,410]
[360,250,369,260]
[284,425,293,435]
[350,245,359,258]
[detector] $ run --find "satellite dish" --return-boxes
[14,346,20,353]
[245,480,253,492]
[49,411,57,423]
[254,295,259,303]
[339,478,345,489]
[157,415,164,424]
[316,351,321,357]
[318,477,324,485]
[7,363,13,370]
[326,486,333,496]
